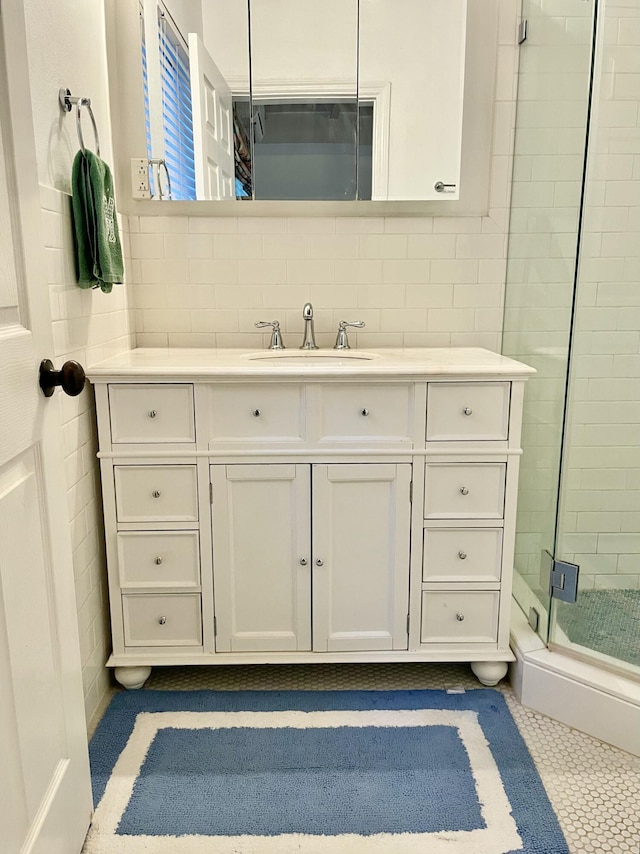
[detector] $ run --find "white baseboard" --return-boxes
[510,604,640,757]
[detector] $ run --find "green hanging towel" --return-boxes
[71,149,124,293]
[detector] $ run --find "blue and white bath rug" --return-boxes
[85,688,568,853]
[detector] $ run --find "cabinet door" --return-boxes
[312,464,411,652]
[211,465,311,652]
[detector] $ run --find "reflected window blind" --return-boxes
[158,9,196,200]
[139,6,155,195]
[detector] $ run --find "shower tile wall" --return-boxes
[558,0,640,591]
[502,0,595,600]
[41,184,135,728]
[128,1,519,351]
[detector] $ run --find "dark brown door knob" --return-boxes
[39,359,86,397]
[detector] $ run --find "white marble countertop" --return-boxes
[87,347,535,381]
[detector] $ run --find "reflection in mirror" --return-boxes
[249,0,359,201]
[137,0,466,203]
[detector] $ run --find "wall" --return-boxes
[129,0,518,350]
[558,0,640,591]
[23,0,134,730]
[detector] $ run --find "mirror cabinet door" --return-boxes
[359,0,466,201]
[249,0,359,201]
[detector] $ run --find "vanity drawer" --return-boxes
[109,384,195,443]
[424,463,505,519]
[426,382,510,442]
[420,591,499,644]
[117,531,200,588]
[317,384,412,444]
[423,528,503,583]
[123,593,202,646]
[114,465,198,523]
[208,384,305,444]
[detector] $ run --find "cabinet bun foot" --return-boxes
[470,660,508,686]
[114,665,152,690]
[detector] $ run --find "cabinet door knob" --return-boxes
[148,410,158,418]
[315,558,324,566]
[456,613,464,622]
[155,556,163,565]
[460,487,469,496]
[252,409,261,417]
[152,490,162,498]
[361,408,369,416]
[299,558,308,566]
[463,407,473,416]
[458,550,467,560]
[158,616,167,625]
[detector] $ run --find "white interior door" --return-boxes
[0,5,92,853]
[188,32,235,200]
[312,464,412,652]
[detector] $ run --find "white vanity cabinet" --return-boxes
[88,348,533,689]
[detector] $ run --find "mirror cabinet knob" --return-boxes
[460,487,469,496]
[458,550,467,560]
[456,613,465,622]
[463,407,472,416]
[152,490,161,498]
[148,410,157,418]
[158,616,167,625]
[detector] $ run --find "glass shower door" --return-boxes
[549,0,640,677]
[502,0,597,640]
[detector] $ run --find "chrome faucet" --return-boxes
[300,303,319,350]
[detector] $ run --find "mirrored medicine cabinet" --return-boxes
[106,0,498,210]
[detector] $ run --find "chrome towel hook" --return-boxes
[59,87,100,157]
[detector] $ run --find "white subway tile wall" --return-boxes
[128,1,519,355]
[558,1,640,591]
[41,184,134,729]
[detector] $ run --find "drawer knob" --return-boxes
[361,408,369,417]
[456,613,465,622]
[458,550,467,560]
[460,486,469,496]
[155,556,163,565]
[252,409,261,417]
[315,558,324,566]
[158,616,167,625]
[299,558,308,566]
[148,410,158,418]
[152,490,162,498]
[463,407,473,416]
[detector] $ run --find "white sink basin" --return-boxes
[245,351,379,363]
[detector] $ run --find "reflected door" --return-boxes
[189,32,235,200]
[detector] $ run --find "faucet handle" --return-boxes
[255,320,286,350]
[334,320,365,350]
